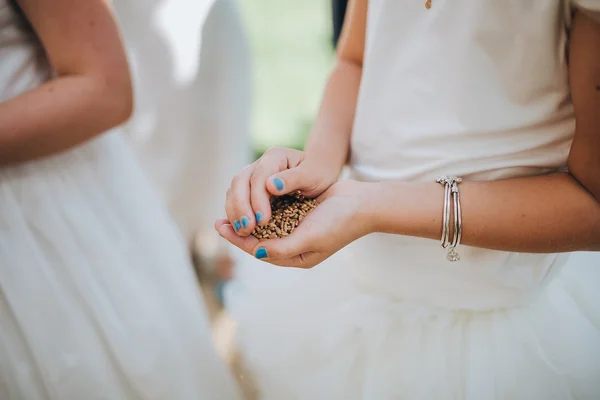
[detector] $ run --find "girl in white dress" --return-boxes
[0,0,241,398]
[217,0,600,398]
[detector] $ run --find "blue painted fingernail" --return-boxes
[273,177,284,191]
[233,220,241,232]
[241,216,250,229]
[255,212,263,224]
[255,248,268,259]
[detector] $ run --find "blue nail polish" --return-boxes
[255,248,268,259]
[255,212,263,224]
[233,220,241,232]
[273,177,284,191]
[241,216,249,229]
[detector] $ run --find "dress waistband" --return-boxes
[343,233,568,311]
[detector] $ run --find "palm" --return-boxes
[217,180,370,269]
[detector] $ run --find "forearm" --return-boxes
[367,172,600,253]
[0,73,132,166]
[304,59,362,175]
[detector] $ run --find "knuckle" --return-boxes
[267,246,286,260]
[277,251,290,260]
[254,159,270,175]
[262,148,277,160]
[230,174,240,188]
[240,161,253,176]
[265,146,284,156]
[249,172,263,187]
[229,194,245,213]
[298,253,316,269]
[224,205,234,220]
[225,194,233,211]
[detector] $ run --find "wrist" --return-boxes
[305,143,346,173]
[350,180,383,236]
[360,181,417,235]
[359,181,387,234]
[365,180,445,239]
[304,151,345,184]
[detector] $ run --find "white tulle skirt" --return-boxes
[226,241,600,399]
[0,132,240,400]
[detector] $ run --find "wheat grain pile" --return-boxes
[251,192,317,240]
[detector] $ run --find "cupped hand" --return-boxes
[216,180,374,269]
[223,147,340,238]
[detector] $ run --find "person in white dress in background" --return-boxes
[217,0,600,398]
[114,0,252,286]
[0,0,241,398]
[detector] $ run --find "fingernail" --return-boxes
[255,212,263,224]
[233,220,241,232]
[255,248,268,259]
[273,177,284,191]
[241,216,250,229]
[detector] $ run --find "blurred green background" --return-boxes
[239,0,336,158]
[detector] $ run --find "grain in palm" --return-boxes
[252,192,317,240]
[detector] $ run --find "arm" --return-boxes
[303,0,367,175]
[0,0,132,166]
[368,11,600,253]
[219,0,368,239]
[216,9,599,267]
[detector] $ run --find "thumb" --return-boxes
[266,163,320,197]
[251,230,313,262]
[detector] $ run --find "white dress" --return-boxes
[226,1,600,399]
[115,0,252,246]
[0,2,241,399]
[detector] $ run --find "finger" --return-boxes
[217,223,303,267]
[227,165,257,236]
[217,222,324,269]
[249,238,325,269]
[266,163,320,197]
[249,221,316,262]
[217,217,309,267]
[249,148,305,226]
[248,157,283,227]
[258,251,317,269]
[281,251,324,269]
[224,188,236,228]
[214,219,230,231]
[217,222,259,255]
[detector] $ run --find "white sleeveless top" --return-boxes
[347,0,600,309]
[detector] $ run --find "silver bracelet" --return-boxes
[436,176,463,262]
[436,176,453,248]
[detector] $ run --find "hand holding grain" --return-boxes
[223,147,339,238]
[217,180,374,269]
